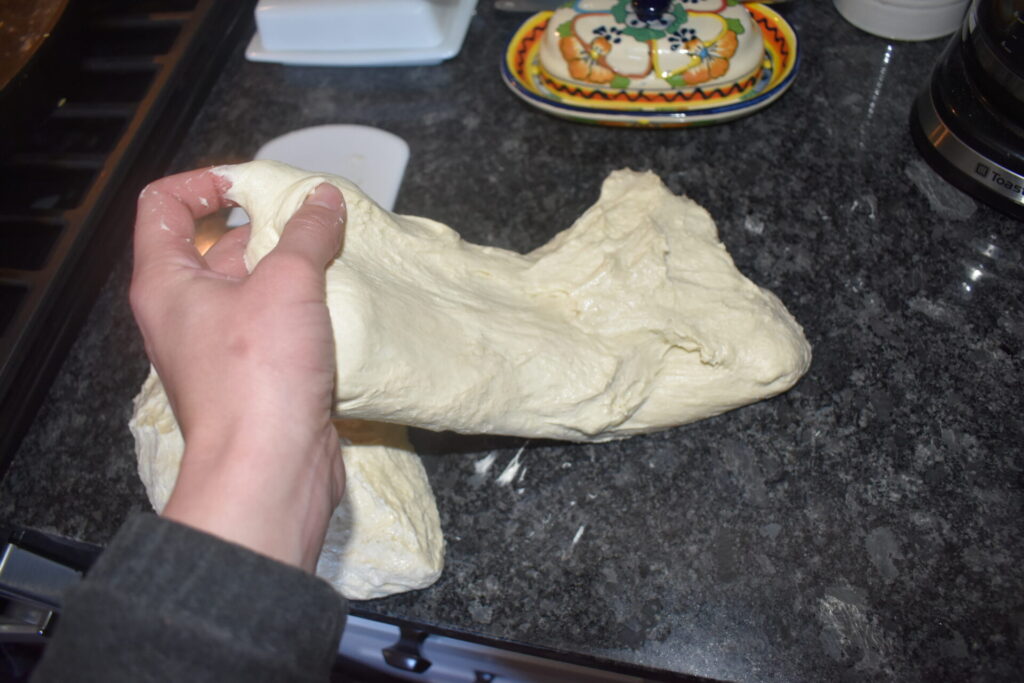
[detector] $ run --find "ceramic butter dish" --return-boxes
[539,0,765,93]
[501,1,799,127]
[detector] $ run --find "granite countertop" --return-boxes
[2,2,1022,680]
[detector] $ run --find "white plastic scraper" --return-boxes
[227,124,409,226]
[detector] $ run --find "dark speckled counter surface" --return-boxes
[2,2,1022,681]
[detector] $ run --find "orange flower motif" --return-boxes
[559,35,616,85]
[680,29,738,86]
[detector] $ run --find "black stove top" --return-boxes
[0,0,255,473]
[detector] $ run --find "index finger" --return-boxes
[132,167,233,279]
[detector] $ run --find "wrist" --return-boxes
[162,426,343,571]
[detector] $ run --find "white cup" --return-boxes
[833,0,972,41]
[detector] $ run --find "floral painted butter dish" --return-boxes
[541,0,764,92]
[501,0,800,127]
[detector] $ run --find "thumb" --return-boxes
[272,183,346,270]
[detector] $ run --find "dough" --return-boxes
[129,369,444,600]
[316,419,444,599]
[217,161,811,441]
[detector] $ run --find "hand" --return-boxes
[130,167,346,571]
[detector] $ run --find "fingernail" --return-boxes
[307,183,342,211]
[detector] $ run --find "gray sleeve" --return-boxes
[32,513,346,683]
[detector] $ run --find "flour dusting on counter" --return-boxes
[496,444,527,487]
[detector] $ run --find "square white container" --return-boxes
[247,0,477,66]
[256,0,446,52]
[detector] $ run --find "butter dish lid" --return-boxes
[538,0,766,92]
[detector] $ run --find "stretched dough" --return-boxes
[217,161,811,441]
[129,369,444,600]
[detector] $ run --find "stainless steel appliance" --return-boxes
[0,0,255,473]
[910,0,1024,219]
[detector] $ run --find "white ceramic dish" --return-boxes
[245,0,478,66]
[227,125,409,226]
[833,0,970,41]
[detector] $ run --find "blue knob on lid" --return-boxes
[632,0,672,23]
